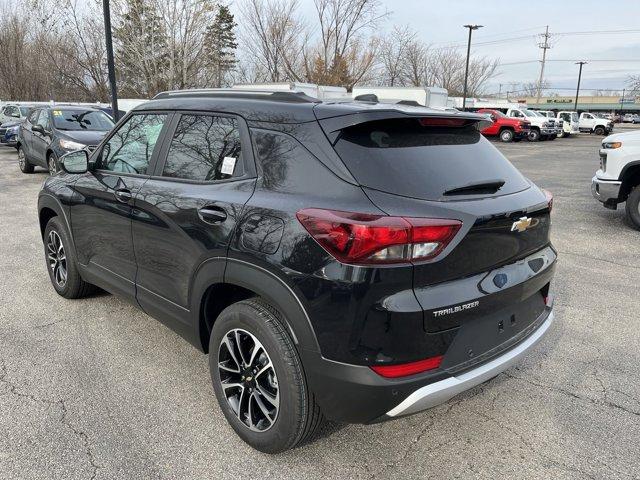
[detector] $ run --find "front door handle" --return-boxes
[114,188,132,204]
[198,206,227,224]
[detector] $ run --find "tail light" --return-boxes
[296,208,462,265]
[370,355,444,378]
[542,189,553,212]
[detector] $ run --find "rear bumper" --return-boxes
[303,305,555,424]
[591,175,621,206]
[384,309,553,418]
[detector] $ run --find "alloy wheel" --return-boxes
[218,328,280,432]
[47,230,67,288]
[48,156,57,175]
[18,149,25,169]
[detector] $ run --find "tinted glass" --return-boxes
[19,107,29,116]
[99,114,167,175]
[37,110,50,130]
[27,109,39,124]
[52,109,114,131]
[333,118,530,201]
[162,115,242,181]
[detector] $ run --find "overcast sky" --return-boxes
[276,0,640,96]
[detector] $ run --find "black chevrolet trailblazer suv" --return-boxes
[37,89,556,453]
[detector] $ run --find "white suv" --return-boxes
[592,131,640,228]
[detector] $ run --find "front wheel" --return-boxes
[44,217,95,298]
[499,129,514,142]
[528,129,541,142]
[48,153,59,176]
[594,126,605,135]
[17,146,34,173]
[209,298,324,453]
[624,186,640,230]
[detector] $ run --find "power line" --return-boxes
[499,59,640,66]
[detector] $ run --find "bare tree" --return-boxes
[379,26,415,86]
[303,0,385,89]
[237,0,306,83]
[520,80,550,97]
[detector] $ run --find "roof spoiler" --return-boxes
[317,110,492,143]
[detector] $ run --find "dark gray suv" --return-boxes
[17,106,114,175]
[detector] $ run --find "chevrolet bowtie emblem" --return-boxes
[511,216,536,232]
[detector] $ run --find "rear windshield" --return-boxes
[52,109,114,131]
[332,118,530,201]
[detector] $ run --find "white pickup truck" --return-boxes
[505,107,560,141]
[592,130,640,228]
[557,111,580,137]
[579,112,613,135]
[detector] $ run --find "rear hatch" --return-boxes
[316,105,554,369]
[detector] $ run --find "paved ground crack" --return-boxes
[504,370,640,417]
[557,250,640,271]
[0,359,101,479]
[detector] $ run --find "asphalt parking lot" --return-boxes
[1,132,639,479]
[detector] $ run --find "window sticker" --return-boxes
[221,156,236,176]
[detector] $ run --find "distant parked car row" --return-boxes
[476,107,614,143]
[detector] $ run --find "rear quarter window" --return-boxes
[332,118,530,201]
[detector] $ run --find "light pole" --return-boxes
[103,0,120,121]
[462,24,483,109]
[574,61,587,112]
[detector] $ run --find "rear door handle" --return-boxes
[114,188,132,204]
[198,206,227,224]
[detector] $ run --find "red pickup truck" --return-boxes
[477,108,530,142]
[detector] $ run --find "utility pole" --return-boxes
[462,24,483,109]
[535,25,551,105]
[103,0,119,122]
[574,61,587,112]
[620,88,626,116]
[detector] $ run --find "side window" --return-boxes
[27,109,40,124]
[5,106,18,117]
[99,114,167,175]
[162,114,242,181]
[37,110,50,130]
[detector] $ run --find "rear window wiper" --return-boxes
[443,179,505,196]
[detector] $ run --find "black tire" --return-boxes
[209,298,324,453]
[47,152,59,176]
[624,186,640,231]
[594,126,605,135]
[44,217,95,299]
[528,129,541,141]
[17,145,34,173]
[499,128,514,142]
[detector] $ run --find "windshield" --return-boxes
[52,109,114,131]
[19,107,30,116]
[522,109,542,117]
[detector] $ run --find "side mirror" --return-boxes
[60,150,89,174]
[32,124,45,134]
[490,114,497,121]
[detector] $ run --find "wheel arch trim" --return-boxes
[190,256,320,354]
